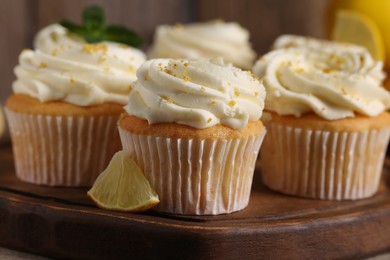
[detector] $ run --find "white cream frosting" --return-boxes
[253,35,390,120]
[125,58,265,129]
[148,20,256,70]
[13,24,146,106]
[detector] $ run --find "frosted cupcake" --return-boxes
[148,20,256,70]
[6,24,146,186]
[119,58,266,215]
[253,35,390,200]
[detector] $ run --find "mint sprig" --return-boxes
[59,5,142,47]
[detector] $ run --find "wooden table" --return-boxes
[1,143,390,259]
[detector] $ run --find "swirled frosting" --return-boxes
[148,20,256,70]
[125,58,265,129]
[253,35,390,120]
[13,24,146,106]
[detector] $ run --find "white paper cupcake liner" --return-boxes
[119,126,266,215]
[261,123,390,200]
[5,109,121,186]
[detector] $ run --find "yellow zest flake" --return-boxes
[82,44,108,54]
[294,67,305,74]
[234,88,240,96]
[39,62,47,68]
[184,63,189,67]
[183,75,190,81]
[330,54,346,66]
[341,88,347,95]
[99,56,106,63]
[69,78,75,84]
[254,92,259,97]
[165,69,172,75]
[200,86,206,92]
[293,50,301,57]
[119,44,128,49]
[144,75,148,81]
[127,67,135,74]
[173,63,178,70]
[50,33,58,42]
[322,68,335,74]
[51,49,58,56]
[175,23,184,30]
[246,71,254,77]
[337,58,346,66]
[207,118,212,123]
[228,100,236,107]
[162,96,173,104]
[59,44,65,51]
[210,101,216,105]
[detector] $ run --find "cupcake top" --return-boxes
[125,58,265,129]
[253,35,390,120]
[13,24,146,106]
[148,20,256,70]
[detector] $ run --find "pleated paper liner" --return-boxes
[5,109,121,186]
[119,126,266,215]
[261,123,390,200]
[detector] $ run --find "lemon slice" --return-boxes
[332,9,385,61]
[87,151,159,212]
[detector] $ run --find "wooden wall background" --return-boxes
[0,0,330,139]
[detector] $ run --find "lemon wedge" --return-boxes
[87,151,159,212]
[331,9,385,61]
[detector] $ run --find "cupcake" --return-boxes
[148,20,256,70]
[253,35,390,200]
[118,58,266,215]
[5,24,146,186]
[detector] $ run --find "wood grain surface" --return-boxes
[1,144,390,259]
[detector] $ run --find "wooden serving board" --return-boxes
[1,144,390,259]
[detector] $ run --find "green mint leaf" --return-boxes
[104,25,143,47]
[58,5,143,47]
[83,31,104,43]
[59,20,85,35]
[83,5,105,32]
